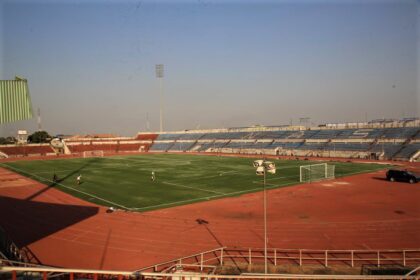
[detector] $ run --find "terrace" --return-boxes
[149,142,175,151]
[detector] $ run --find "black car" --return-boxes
[386,169,420,184]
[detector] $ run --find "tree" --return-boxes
[0,137,16,145]
[27,131,51,143]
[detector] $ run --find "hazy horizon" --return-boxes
[0,0,419,137]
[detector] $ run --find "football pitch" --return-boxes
[1,154,389,211]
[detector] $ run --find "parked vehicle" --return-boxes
[386,169,419,184]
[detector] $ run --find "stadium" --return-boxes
[1,1,420,279]
[1,116,420,279]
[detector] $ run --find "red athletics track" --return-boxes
[0,157,419,271]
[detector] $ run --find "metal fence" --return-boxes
[135,247,420,272]
[220,248,420,268]
[1,247,420,280]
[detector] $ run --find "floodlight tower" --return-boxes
[37,108,42,131]
[155,64,164,132]
[299,117,310,128]
[253,160,276,274]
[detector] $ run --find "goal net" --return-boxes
[83,150,104,158]
[300,163,335,183]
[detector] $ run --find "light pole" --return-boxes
[253,159,276,274]
[155,64,164,132]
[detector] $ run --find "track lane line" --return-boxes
[1,163,130,210]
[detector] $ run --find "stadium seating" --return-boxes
[168,142,196,152]
[65,139,149,154]
[286,130,319,139]
[325,142,372,151]
[135,133,158,141]
[270,141,304,149]
[0,145,54,156]
[149,142,175,151]
[370,143,404,158]
[194,141,229,151]
[393,143,420,160]
[310,130,341,139]
[156,134,182,141]
[117,143,148,152]
[2,123,419,161]
[67,144,118,153]
[334,128,385,139]
[200,132,251,140]
[224,141,257,149]
[253,130,291,139]
[298,142,328,150]
[254,141,273,149]
[380,127,419,139]
[413,132,420,139]
[176,133,205,140]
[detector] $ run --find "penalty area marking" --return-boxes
[161,181,225,195]
[1,163,130,211]
[130,180,298,211]
[251,174,300,185]
[105,155,193,166]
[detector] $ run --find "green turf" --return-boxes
[1,154,390,211]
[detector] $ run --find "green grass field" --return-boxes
[1,154,389,211]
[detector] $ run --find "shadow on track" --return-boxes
[26,157,101,201]
[0,196,99,248]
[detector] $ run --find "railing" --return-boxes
[0,226,24,263]
[135,247,226,273]
[1,247,419,280]
[0,226,42,266]
[210,248,420,268]
[136,247,420,271]
[1,265,419,280]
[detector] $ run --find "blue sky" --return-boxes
[0,0,419,136]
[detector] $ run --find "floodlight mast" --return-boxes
[156,64,164,132]
[253,160,276,274]
[263,165,267,274]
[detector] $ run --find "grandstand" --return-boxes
[0,119,419,161]
[139,120,420,162]
[0,144,55,157]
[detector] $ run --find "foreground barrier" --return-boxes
[1,247,420,280]
[220,248,420,268]
[1,265,419,280]
[135,247,420,272]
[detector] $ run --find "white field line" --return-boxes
[105,155,193,165]
[219,170,239,175]
[251,166,386,185]
[251,181,277,187]
[33,165,127,175]
[162,181,225,195]
[31,155,190,174]
[334,167,386,178]
[265,174,300,181]
[130,181,298,211]
[1,164,130,210]
[251,175,299,185]
[197,171,240,180]
[164,164,305,182]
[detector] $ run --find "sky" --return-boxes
[0,0,419,136]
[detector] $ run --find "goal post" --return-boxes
[300,163,335,183]
[83,150,104,158]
